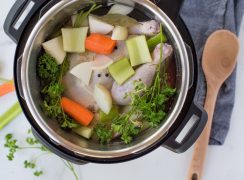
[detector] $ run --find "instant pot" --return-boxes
[4,0,207,164]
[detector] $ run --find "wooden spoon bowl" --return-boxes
[202,30,239,87]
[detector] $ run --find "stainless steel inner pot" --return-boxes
[20,0,190,160]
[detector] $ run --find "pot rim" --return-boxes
[21,0,190,160]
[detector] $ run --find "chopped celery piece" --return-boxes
[99,106,119,122]
[0,102,22,130]
[147,32,167,52]
[126,35,152,67]
[0,77,10,82]
[73,3,102,28]
[72,126,93,139]
[108,58,135,85]
[42,36,66,64]
[71,14,88,27]
[61,27,88,53]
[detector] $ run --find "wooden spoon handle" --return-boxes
[187,85,219,180]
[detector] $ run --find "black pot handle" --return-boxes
[162,102,207,153]
[4,0,60,43]
[151,0,185,23]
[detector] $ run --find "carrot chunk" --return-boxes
[61,97,94,126]
[0,81,15,97]
[85,33,116,55]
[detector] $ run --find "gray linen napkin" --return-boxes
[180,0,244,145]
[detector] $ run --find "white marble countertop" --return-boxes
[0,1,244,180]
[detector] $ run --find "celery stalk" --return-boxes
[126,35,152,67]
[108,58,135,85]
[74,3,102,28]
[72,126,93,139]
[147,32,167,52]
[0,77,10,82]
[62,27,88,53]
[0,102,22,130]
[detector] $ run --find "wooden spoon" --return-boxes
[187,30,239,180]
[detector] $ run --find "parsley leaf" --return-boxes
[38,53,59,83]
[94,123,113,144]
[38,53,78,129]
[4,134,19,161]
[24,160,36,169]
[34,171,43,177]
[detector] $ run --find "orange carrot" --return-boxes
[85,33,116,55]
[61,97,94,126]
[0,81,15,97]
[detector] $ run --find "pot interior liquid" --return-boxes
[45,4,177,145]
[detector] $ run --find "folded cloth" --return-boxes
[180,0,244,145]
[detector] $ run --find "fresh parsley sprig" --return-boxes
[38,53,78,129]
[94,24,176,144]
[4,130,80,179]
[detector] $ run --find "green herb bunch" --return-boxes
[37,53,78,129]
[95,25,176,144]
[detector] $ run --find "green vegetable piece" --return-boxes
[126,35,152,67]
[97,14,138,27]
[4,133,19,161]
[72,126,93,139]
[24,160,36,169]
[0,77,10,82]
[37,53,59,83]
[72,14,89,27]
[61,27,88,53]
[0,102,22,130]
[108,58,135,85]
[38,55,78,129]
[94,124,113,144]
[73,3,102,28]
[147,32,167,52]
[93,24,176,145]
[99,106,119,122]
[34,171,43,177]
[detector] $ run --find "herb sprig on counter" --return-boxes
[38,53,78,129]
[4,131,49,177]
[3,130,79,179]
[95,25,176,144]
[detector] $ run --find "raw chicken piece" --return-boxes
[63,52,114,110]
[111,43,173,105]
[152,43,174,64]
[128,20,160,36]
[68,52,96,68]
[63,73,96,109]
[108,40,128,62]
